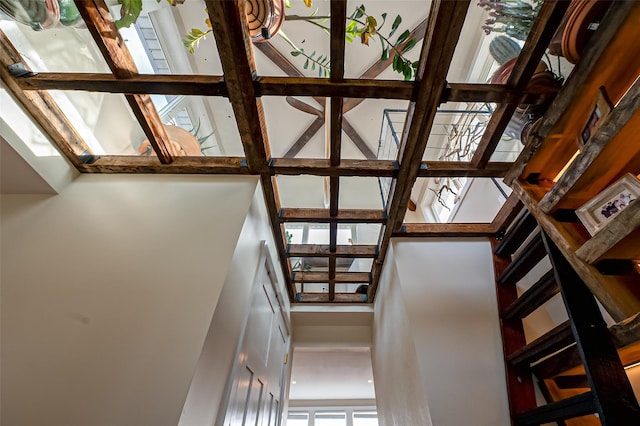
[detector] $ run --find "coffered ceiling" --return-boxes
[0,0,573,303]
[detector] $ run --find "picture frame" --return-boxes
[577,86,612,148]
[576,173,640,236]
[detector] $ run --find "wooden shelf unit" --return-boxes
[506,3,640,322]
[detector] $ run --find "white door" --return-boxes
[223,255,289,426]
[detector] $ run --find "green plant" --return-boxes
[187,119,216,153]
[477,0,541,41]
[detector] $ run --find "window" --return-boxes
[286,408,378,426]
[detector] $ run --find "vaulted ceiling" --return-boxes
[0,0,575,303]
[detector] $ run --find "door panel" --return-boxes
[223,256,290,426]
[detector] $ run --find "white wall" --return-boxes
[1,174,259,426]
[179,182,290,426]
[374,239,510,426]
[372,245,433,426]
[451,178,511,223]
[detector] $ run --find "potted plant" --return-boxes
[478,0,613,65]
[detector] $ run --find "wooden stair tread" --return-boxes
[503,269,558,321]
[514,391,596,426]
[508,321,574,366]
[497,232,547,286]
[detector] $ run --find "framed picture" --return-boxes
[578,87,612,147]
[576,173,640,236]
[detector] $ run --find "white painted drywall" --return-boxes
[372,244,434,426]
[1,174,258,426]
[374,239,510,426]
[179,182,290,426]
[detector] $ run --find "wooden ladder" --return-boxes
[492,210,640,425]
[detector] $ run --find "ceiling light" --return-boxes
[291,381,297,385]
[367,380,373,383]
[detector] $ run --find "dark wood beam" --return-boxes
[16,74,555,106]
[270,158,397,177]
[292,272,370,283]
[470,0,570,168]
[74,0,177,164]
[329,256,336,301]
[295,293,368,303]
[369,0,471,300]
[283,117,325,158]
[287,244,378,258]
[419,162,512,177]
[76,156,248,174]
[279,208,386,224]
[0,31,91,165]
[394,223,496,238]
[17,73,227,96]
[206,0,293,301]
[206,0,270,172]
[329,176,340,217]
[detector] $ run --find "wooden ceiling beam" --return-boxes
[368,0,471,301]
[0,32,91,165]
[205,0,294,300]
[76,156,249,174]
[16,74,557,106]
[470,0,570,169]
[295,293,368,303]
[419,161,511,177]
[74,0,178,164]
[293,272,370,283]
[206,0,269,172]
[395,223,496,238]
[287,244,378,258]
[271,158,397,177]
[279,208,386,224]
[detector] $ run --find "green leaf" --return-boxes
[312,62,316,71]
[392,54,400,71]
[285,0,292,8]
[381,47,389,61]
[395,29,410,46]
[291,51,301,57]
[310,51,316,58]
[115,0,143,29]
[378,12,387,30]
[389,14,402,37]
[304,59,309,69]
[402,37,417,53]
[346,20,358,36]
[403,62,412,80]
[354,5,365,19]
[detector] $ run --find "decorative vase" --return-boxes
[138,125,202,157]
[245,0,286,44]
[0,0,60,30]
[549,0,613,64]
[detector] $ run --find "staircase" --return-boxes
[492,209,640,425]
